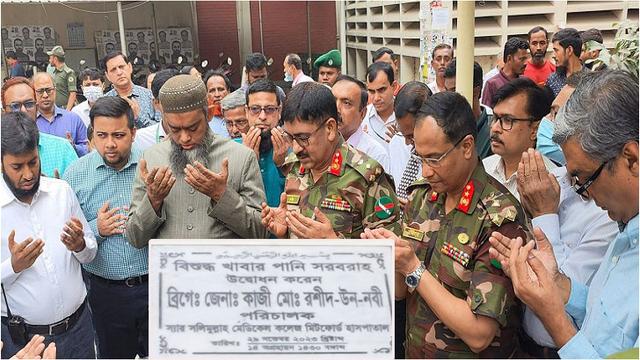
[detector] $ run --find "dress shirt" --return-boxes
[39,132,78,178]
[559,215,639,358]
[62,149,148,280]
[537,117,566,165]
[71,100,91,127]
[427,80,443,94]
[362,104,395,150]
[209,116,230,139]
[133,122,166,152]
[1,176,97,324]
[105,84,156,129]
[483,153,558,200]
[292,71,314,86]
[387,134,414,192]
[346,123,391,172]
[523,166,619,347]
[36,106,89,157]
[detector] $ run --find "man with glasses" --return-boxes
[33,72,89,157]
[483,78,555,199]
[261,82,400,239]
[363,91,530,358]
[489,70,638,358]
[1,77,78,177]
[242,79,289,207]
[221,90,249,139]
[482,78,616,357]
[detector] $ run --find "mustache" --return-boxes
[490,133,503,144]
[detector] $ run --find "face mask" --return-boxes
[83,85,103,103]
[284,68,293,82]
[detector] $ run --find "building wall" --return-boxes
[344,0,640,82]
[195,1,242,83]
[249,1,337,81]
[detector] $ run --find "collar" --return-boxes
[37,105,62,121]
[499,69,517,81]
[298,138,345,176]
[293,71,305,84]
[0,175,52,207]
[619,214,639,246]
[428,161,488,215]
[92,147,140,171]
[346,123,365,147]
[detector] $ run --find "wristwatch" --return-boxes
[405,263,426,292]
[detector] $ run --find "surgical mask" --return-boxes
[284,69,293,82]
[83,85,103,103]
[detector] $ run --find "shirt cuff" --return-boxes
[557,330,601,359]
[565,279,589,324]
[208,187,240,221]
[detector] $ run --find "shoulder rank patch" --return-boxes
[286,194,300,205]
[457,180,475,213]
[320,195,351,212]
[329,151,342,176]
[441,242,470,267]
[374,196,394,219]
[402,226,425,242]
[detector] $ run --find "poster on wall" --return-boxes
[2,25,56,64]
[419,1,452,83]
[95,27,193,65]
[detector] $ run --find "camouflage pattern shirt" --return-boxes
[281,139,401,239]
[402,162,529,358]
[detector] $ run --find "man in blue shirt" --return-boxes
[62,97,148,358]
[490,70,638,358]
[33,72,89,157]
[1,77,78,177]
[5,51,25,78]
[242,79,289,207]
[102,52,156,129]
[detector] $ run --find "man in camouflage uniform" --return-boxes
[363,91,529,358]
[47,46,77,110]
[261,82,400,239]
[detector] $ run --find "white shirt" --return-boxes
[427,80,443,94]
[346,123,391,172]
[362,104,395,150]
[134,122,166,152]
[1,176,97,324]
[523,167,618,347]
[387,134,414,192]
[71,100,91,128]
[483,153,558,200]
[292,71,314,86]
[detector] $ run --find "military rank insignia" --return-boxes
[402,226,425,241]
[457,232,470,245]
[429,191,438,202]
[374,196,394,219]
[456,180,475,213]
[320,194,351,212]
[329,151,343,176]
[286,194,300,205]
[441,242,470,267]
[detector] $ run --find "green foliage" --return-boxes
[585,21,638,80]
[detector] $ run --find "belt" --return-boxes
[89,273,148,287]
[2,298,86,336]
[519,329,559,359]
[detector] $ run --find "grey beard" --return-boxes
[170,131,213,177]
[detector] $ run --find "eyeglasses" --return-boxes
[571,161,608,200]
[35,87,55,96]
[282,118,330,148]
[492,114,536,131]
[225,119,249,129]
[247,105,279,116]
[5,100,36,112]
[412,134,468,168]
